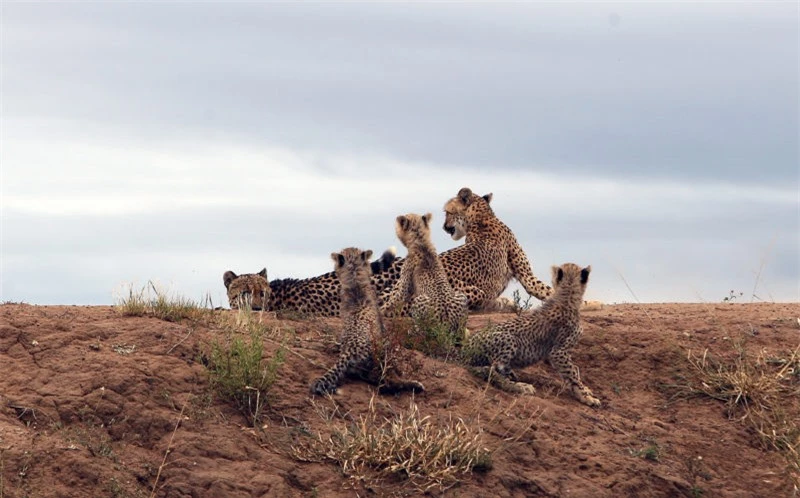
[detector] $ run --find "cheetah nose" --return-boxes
[444,225,455,235]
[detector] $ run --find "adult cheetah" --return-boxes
[223,248,396,313]
[310,247,425,396]
[434,187,553,311]
[462,262,601,407]
[381,213,468,340]
[223,268,271,311]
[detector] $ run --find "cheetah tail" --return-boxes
[370,246,398,275]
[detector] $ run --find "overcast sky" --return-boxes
[2,2,798,306]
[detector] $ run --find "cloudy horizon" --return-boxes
[2,2,798,307]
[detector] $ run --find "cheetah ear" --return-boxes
[396,215,410,231]
[551,265,564,285]
[258,268,268,279]
[482,193,493,204]
[331,252,345,268]
[422,212,432,227]
[458,187,473,205]
[580,265,591,284]
[223,271,237,289]
[360,249,373,262]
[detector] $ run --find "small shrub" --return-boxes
[208,311,286,426]
[722,290,744,303]
[407,309,463,358]
[629,442,660,462]
[294,397,491,492]
[511,289,534,315]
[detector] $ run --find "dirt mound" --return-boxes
[1,302,798,497]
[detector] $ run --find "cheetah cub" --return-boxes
[380,213,468,342]
[462,263,601,407]
[310,247,425,396]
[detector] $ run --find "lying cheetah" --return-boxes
[381,213,468,340]
[462,262,601,407]
[223,268,271,311]
[310,247,425,396]
[222,248,396,313]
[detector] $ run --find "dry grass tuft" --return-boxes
[115,282,213,323]
[294,396,492,492]
[674,337,800,489]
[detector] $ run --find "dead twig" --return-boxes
[150,400,188,498]
[165,329,194,355]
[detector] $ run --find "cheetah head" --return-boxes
[442,187,493,240]
[394,212,432,248]
[551,263,591,293]
[223,268,271,311]
[331,247,374,275]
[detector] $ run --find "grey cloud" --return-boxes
[4,2,797,186]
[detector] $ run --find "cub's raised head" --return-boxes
[223,268,271,311]
[550,263,591,294]
[331,247,374,275]
[442,187,493,240]
[394,212,432,248]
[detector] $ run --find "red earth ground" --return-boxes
[1,302,799,497]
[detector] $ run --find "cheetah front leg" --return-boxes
[466,340,533,393]
[507,240,553,302]
[467,366,536,395]
[310,347,372,396]
[548,349,601,407]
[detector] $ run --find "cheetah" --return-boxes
[381,213,468,340]
[462,262,601,407]
[310,247,425,396]
[432,187,552,310]
[223,248,396,313]
[223,268,271,311]
[243,188,553,316]
[439,187,603,313]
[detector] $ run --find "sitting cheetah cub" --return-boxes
[462,263,600,407]
[380,213,468,342]
[310,247,425,396]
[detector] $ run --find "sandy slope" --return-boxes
[1,302,798,497]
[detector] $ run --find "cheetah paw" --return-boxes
[581,394,601,407]
[514,382,537,395]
